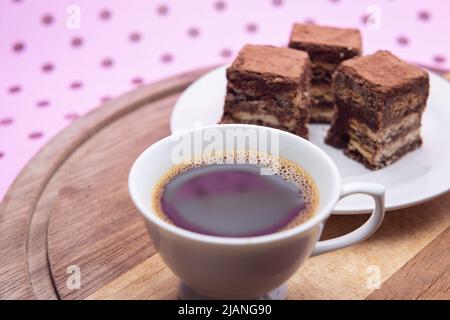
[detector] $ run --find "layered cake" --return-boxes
[325,50,429,170]
[288,23,362,123]
[221,44,311,138]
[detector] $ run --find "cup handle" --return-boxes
[311,182,385,257]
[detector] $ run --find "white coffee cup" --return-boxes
[129,124,385,299]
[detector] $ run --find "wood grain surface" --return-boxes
[0,67,449,300]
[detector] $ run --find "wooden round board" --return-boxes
[0,67,449,300]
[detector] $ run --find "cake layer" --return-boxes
[347,112,421,143]
[345,136,422,170]
[333,62,429,120]
[310,83,333,103]
[313,61,336,72]
[332,95,425,131]
[227,71,299,99]
[229,44,311,80]
[220,114,309,139]
[223,97,306,123]
[311,61,336,83]
[337,87,427,114]
[325,104,349,148]
[224,92,309,120]
[310,104,335,123]
[289,24,362,64]
[338,51,429,94]
[226,79,309,105]
[346,114,422,169]
[310,72,334,123]
[226,44,312,98]
[229,111,296,129]
[348,128,420,160]
[325,100,424,148]
[223,87,309,138]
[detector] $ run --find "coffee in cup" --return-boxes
[152,151,319,237]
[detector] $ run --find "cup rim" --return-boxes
[129,124,341,246]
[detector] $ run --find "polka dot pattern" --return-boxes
[101,58,114,68]
[41,63,54,73]
[8,85,21,94]
[397,36,410,46]
[41,13,54,25]
[0,118,14,126]
[129,32,141,43]
[131,77,144,86]
[0,0,449,200]
[71,36,83,47]
[214,1,226,11]
[160,53,174,64]
[28,131,44,140]
[220,48,233,59]
[70,81,83,90]
[12,42,25,53]
[246,23,258,33]
[418,10,431,21]
[36,100,50,108]
[99,9,112,21]
[187,27,200,38]
[272,0,283,7]
[157,4,169,16]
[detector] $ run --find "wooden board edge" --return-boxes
[0,66,214,299]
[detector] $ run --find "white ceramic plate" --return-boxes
[170,66,450,214]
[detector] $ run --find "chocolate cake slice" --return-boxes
[288,23,362,123]
[221,44,311,139]
[325,50,429,170]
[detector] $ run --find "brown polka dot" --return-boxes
[101,58,114,68]
[397,36,409,46]
[246,23,258,33]
[64,113,79,121]
[361,14,369,25]
[0,151,4,159]
[36,100,50,108]
[220,48,232,58]
[101,96,111,103]
[129,32,141,42]
[70,81,83,90]
[29,131,43,140]
[12,42,25,53]
[305,18,316,25]
[71,36,83,47]
[418,10,430,21]
[41,62,54,73]
[434,55,446,64]
[157,4,169,15]
[272,0,283,6]
[214,1,226,11]
[41,14,54,25]
[160,53,173,63]
[187,27,200,38]
[0,118,14,126]
[8,85,21,94]
[131,77,144,85]
[99,9,111,20]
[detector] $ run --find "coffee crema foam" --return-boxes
[152,150,319,234]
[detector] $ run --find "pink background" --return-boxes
[1,0,449,200]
